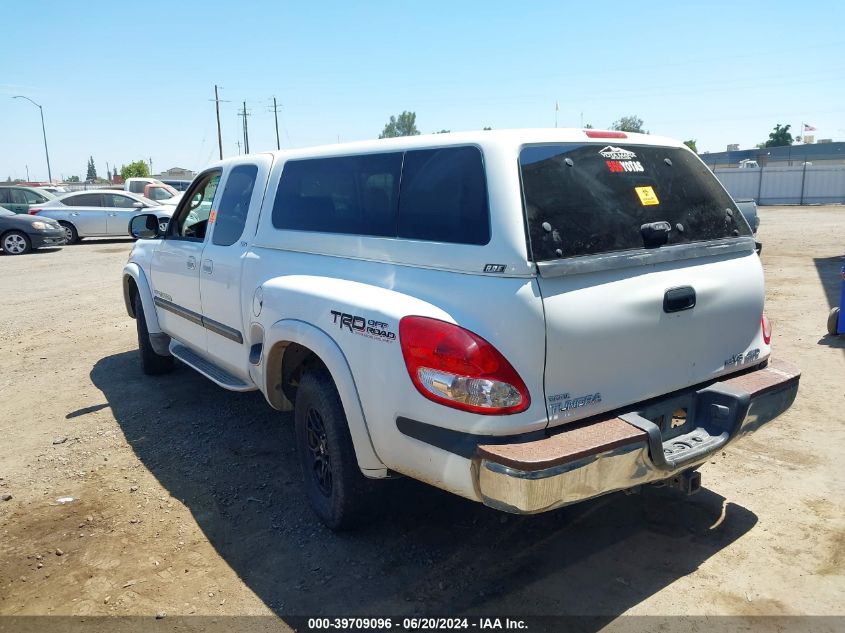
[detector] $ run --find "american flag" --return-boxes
[804,123,817,131]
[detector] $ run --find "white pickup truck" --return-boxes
[123,129,800,529]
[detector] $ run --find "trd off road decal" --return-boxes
[330,310,396,343]
[599,145,645,174]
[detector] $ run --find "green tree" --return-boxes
[121,159,151,180]
[610,115,646,133]
[482,126,492,130]
[86,156,97,181]
[434,129,450,134]
[379,111,420,138]
[584,123,594,129]
[67,175,80,183]
[683,139,698,152]
[764,123,793,148]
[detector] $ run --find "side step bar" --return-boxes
[170,343,256,392]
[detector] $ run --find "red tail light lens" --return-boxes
[585,130,627,139]
[28,208,43,215]
[762,315,772,345]
[399,316,529,415]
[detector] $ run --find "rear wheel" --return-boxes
[828,307,841,336]
[2,231,31,255]
[134,293,174,375]
[294,367,379,530]
[59,221,79,244]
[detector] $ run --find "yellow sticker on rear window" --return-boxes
[634,186,659,206]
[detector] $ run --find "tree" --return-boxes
[121,159,151,180]
[434,129,450,134]
[482,126,492,130]
[379,111,420,138]
[584,123,594,129]
[67,175,80,182]
[86,156,97,181]
[683,139,698,153]
[764,123,793,148]
[610,115,646,133]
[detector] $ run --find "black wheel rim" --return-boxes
[305,407,332,497]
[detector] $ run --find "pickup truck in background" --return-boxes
[123,129,800,530]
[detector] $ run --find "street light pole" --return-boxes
[13,96,52,183]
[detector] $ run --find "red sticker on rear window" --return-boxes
[606,160,644,173]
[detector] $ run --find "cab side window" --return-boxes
[212,165,258,246]
[171,171,220,240]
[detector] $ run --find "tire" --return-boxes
[59,221,79,245]
[134,293,174,375]
[828,307,841,336]
[294,367,379,530]
[2,231,31,255]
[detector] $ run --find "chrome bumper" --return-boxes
[476,359,800,514]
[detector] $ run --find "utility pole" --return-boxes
[238,102,251,154]
[237,140,242,155]
[210,85,230,160]
[12,95,52,182]
[269,97,282,150]
[25,165,29,181]
[149,157,153,176]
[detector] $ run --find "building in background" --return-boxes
[153,167,196,180]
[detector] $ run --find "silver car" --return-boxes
[29,190,174,244]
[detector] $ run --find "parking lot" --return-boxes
[0,205,843,625]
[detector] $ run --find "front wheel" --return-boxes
[294,367,379,530]
[2,231,31,255]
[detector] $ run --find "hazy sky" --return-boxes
[1,0,842,181]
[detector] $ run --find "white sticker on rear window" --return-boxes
[599,146,637,160]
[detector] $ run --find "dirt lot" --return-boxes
[1,206,843,628]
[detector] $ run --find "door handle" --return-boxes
[187,256,196,270]
[664,286,696,313]
[202,259,213,275]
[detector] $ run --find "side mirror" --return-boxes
[129,213,161,239]
[132,201,145,209]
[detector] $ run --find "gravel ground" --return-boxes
[0,206,843,628]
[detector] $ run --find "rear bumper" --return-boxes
[476,359,800,514]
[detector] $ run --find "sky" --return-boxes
[1,0,842,182]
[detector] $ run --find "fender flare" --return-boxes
[265,318,387,475]
[122,263,160,331]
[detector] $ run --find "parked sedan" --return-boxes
[28,190,174,244]
[0,207,65,255]
[0,185,56,214]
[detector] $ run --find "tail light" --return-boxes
[762,315,772,345]
[28,208,43,215]
[399,316,529,415]
[585,130,627,139]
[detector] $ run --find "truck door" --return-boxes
[199,156,273,380]
[149,170,221,353]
